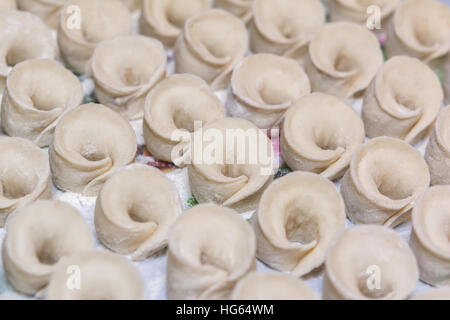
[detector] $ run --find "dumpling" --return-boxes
[45,251,145,300]
[95,165,182,260]
[1,59,83,147]
[92,35,166,120]
[231,272,316,300]
[414,288,450,300]
[121,0,141,11]
[49,103,137,196]
[174,9,248,91]
[252,172,346,277]
[425,106,450,186]
[362,56,443,144]
[0,137,52,227]
[281,93,365,180]
[139,0,210,48]
[58,0,132,75]
[143,74,224,163]
[327,0,400,28]
[0,0,16,12]
[2,200,94,296]
[214,0,253,23]
[385,0,450,69]
[167,204,256,300]
[0,10,57,91]
[323,225,418,300]
[17,0,68,28]
[410,186,450,286]
[250,0,325,64]
[445,56,450,105]
[341,137,430,227]
[187,117,274,213]
[304,22,383,99]
[227,53,311,129]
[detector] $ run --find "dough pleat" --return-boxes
[17,0,68,29]
[252,172,346,277]
[341,137,430,227]
[281,93,365,180]
[167,204,256,300]
[214,0,253,24]
[2,200,94,296]
[49,103,137,196]
[1,59,83,147]
[95,165,182,260]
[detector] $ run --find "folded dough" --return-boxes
[362,56,443,144]
[140,0,210,48]
[323,225,418,300]
[214,0,253,23]
[231,272,316,300]
[121,0,141,11]
[0,0,16,12]
[49,103,137,196]
[174,9,248,91]
[0,10,57,91]
[385,0,450,69]
[328,0,400,27]
[445,56,450,105]
[58,0,132,75]
[227,53,311,129]
[414,288,450,300]
[281,93,365,180]
[167,204,256,300]
[425,106,450,185]
[250,0,325,64]
[304,22,383,99]
[0,137,52,227]
[252,172,345,277]
[17,0,67,28]
[92,35,166,120]
[188,117,274,213]
[341,137,430,227]
[1,59,83,147]
[45,251,145,300]
[143,74,224,163]
[2,200,94,295]
[95,165,182,260]
[410,186,450,286]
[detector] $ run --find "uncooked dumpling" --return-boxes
[0,137,52,227]
[425,106,450,186]
[341,137,430,227]
[323,225,418,300]
[1,59,83,147]
[362,56,443,144]
[0,10,57,91]
[167,204,256,300]
[58,0,132,75]
[304,22,383,99]
[410,186,450,286]
[227,54,311,129]
[214,0,253,23]
[45,251,145,300]
[231,272,316,300]
[2,200,94,296]
[143,74,224,163]
[174,9,248,91]
[328,0,400,27]
[49,103,137,196]
[414,288,450,300]
[445,56,450,105]
[250,0,325,64]
[252,172,346,277]
[17,0,68,28]
[385,0,450,69]
[121,0,141,11]
[92,35,166,120]
[140,0,210,48]
[281,93,365,180]
[0,0,16,12]
[188,117,274,213]
[95,165,182,260]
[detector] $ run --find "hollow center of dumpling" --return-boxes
[173,109,196,132]
[314,130,342,152]
[80,144,107,162]
[285,208,318,244]
[0,172,36,199]
[120,67,147,87]
[128,203,152,223]
[36,239,61,265]
[394,94,417,111]
[357,270,393,299]
[30,93,58,111]
[6,45,33,68]
[333,54,355,73]
[278,21,299,39]
[374,173,413,201]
